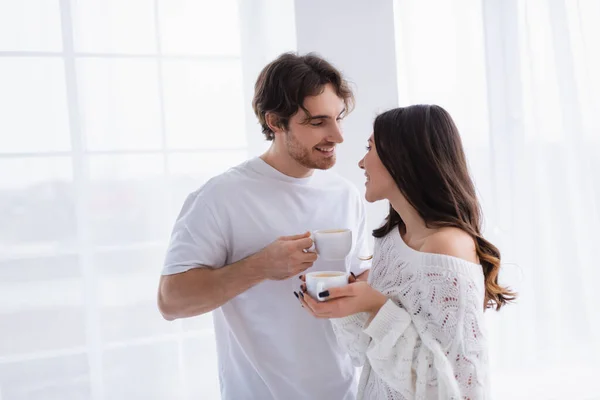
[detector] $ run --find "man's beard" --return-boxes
[284,130,336,170]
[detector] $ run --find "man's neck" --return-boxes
[260,144,314,179]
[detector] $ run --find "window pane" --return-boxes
[0,289,86,357]
[0,354,91,400]
[0,254,80,283]
[181,312,213,333]
[159,0,241,55]
[167,150,247,216]
[0,58,71,153]
[568,0,600,142]
[519,0,564,142]
[87,154,167,246]
[103,343,183,399]
[94,247,177,344]
[0,0,62,51]
[163,60,246,149]
[77,59,163,151]
[183,335,220,399]
[394,0,490,144]
[71,0,157,54]
[0,157,76,257]
[0,255,85,357]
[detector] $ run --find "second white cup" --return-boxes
[305,271,349,301]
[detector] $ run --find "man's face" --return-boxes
[280,84,346,170]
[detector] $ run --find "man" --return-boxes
[158,52,370,400]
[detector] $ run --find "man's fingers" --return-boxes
[292,262,313,276]
[294,237,314,250]
[300,251,318,263]
[280,232,310,241]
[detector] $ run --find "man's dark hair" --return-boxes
[252,52,354,140]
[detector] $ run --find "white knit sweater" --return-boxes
[331,228,489,399]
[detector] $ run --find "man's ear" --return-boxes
[266,112,284,135]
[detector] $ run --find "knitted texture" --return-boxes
[331,229,489,399]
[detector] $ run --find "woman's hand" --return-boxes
[295,280,387,319]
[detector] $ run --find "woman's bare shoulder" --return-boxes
[420,227,478,264]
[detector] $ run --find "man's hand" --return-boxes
[259,232,318,280]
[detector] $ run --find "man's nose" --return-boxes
[328,121,344,144]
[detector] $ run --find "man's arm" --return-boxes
[158,233,317,320]
[158,251,267,320]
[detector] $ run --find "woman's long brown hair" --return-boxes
[372,105,516,310]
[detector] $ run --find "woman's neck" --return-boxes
[388,190,436,244]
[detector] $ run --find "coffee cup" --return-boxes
[308,228,352,260]
[305,271,349,301]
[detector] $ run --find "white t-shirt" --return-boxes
[163,157,371,400]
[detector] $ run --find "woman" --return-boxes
[296,105,515,399]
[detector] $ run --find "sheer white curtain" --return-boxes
[3,0,599,399]
[0,0,249,398]
[394,0,599,398]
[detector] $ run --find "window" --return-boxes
[0,1,247,398]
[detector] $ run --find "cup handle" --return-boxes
[316,281,325,301]
[306,232,316,253]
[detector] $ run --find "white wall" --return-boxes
[238,0,298,157]
[292,0,400,238]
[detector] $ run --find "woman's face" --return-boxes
[358,134,397,203]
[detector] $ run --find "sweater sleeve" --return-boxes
[329,312,371,367]
[362,262,488,399]
[362,299,418,397]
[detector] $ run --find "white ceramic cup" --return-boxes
[308,228,352,260]
[305,271,349,301]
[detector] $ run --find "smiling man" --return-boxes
[158,52,371,400]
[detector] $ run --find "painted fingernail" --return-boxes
[299,292,304,298]
[318,290,330,298]
[293,292,299,299]
[351,272,356,279]
[298,275,303,280]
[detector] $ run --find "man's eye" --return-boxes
[311,122,323,126]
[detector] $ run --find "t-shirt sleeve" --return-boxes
[162,191,228,275]
[348,199,372,276]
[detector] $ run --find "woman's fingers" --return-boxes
[297,292,327,318]
[300,291,335,318]
[348,272,357,283]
